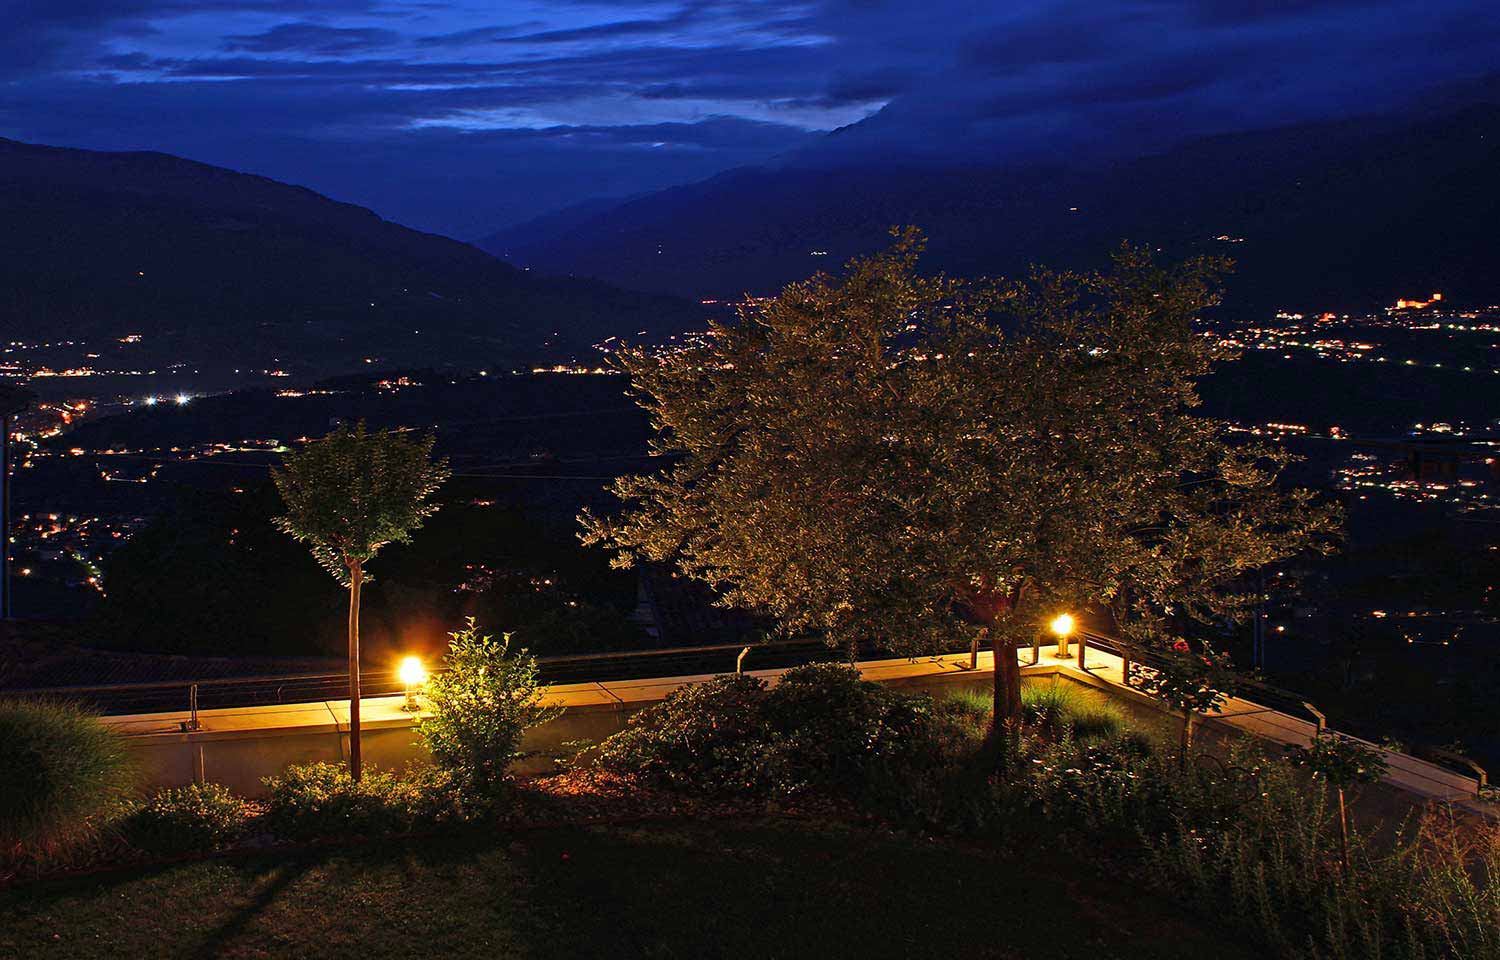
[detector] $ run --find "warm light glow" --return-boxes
[1050,613,1075,637]
[173,393,190,406]
[143,396,159,406]
[399,656,428,688]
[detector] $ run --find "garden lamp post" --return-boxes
[399,656,428,712]
[1050,613,1075,659]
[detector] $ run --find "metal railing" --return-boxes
[5,628,1486,794]
[0,636,851,721]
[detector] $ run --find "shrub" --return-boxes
[595,673,773,795]
[594,664,941,801]
[0,698,138,860]
[123,782,246,856]
[1020,680,1125,741]
[763,663,934,795]
[417,618,561,800]
[263,762,454,841]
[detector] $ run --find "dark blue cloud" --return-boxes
[223,22,402,53]
[0,0,1495,238]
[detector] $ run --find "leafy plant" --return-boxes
[0,698,138,862]
[762,662,934,798]
[123,782,246,855]
[594,664,940,801]
[1127,641,1238,753]
[273,422,449,780]
[594,673,774,795]
[417,618,561,801]
[262,762,455,841]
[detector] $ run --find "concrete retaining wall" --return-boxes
[105,655,994,796]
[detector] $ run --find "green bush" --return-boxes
[123,782,246,856]
[263,762,454,841]
[1020,680,1125,741]
[989,727,1500,959]
[595,673,773,794]
[0,698,138,860]
[417,618,560,800]
[594,664,941,801]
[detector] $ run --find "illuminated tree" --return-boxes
[274,422,449,779]
[581,229,1338,729]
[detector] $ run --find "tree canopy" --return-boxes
[272,422,450,586]
[581,229,1340,718]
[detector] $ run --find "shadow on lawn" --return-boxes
[191,860,313,954]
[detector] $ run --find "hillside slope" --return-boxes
[0,139,700,374]
[484,104,1500,314]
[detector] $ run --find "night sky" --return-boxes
[4,1,1498,239]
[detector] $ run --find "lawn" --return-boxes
[1,817,1254,960]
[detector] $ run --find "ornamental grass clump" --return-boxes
[0,697,138,863]
[1020,680,1125,742]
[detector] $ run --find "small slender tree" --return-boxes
[1285,732,1388,874]
[1127,639,1237,755]
[581,229,1339,732]
[273,422,449,780]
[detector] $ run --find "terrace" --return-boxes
[73,639,1489,810]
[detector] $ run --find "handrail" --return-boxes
[0,635,855,715]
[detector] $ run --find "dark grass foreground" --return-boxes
[1,816,1252,960]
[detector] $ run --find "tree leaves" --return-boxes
[272,421,450,585]
[582,229,1340,656]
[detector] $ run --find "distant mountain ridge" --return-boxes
[483,103,1500,316]
[0,139,701,374]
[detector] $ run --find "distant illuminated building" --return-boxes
[1392,292,1443,311]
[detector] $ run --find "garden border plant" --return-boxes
[0,697,139,867]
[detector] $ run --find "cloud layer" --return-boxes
[2,1,1497,237]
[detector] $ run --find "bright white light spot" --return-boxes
[399,656,428,687]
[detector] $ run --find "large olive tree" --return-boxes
[582,229,1338,725]
[274,422,449,779]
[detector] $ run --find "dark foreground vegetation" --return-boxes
[0,817,1255,960]
[6,659,1500,959]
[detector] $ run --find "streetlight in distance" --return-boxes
[399,656,428,712]
[1050,613,1075,658]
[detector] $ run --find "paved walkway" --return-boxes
[101,641,1489,811]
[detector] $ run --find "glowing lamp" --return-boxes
[399,656,428,712]
[173,394,190,406]
[1050,613,1075,658]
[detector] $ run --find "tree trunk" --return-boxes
[991,625,1022,724]
[347,559,363,782]
[1337,787,1351,875]
[1181,710,1196,756]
